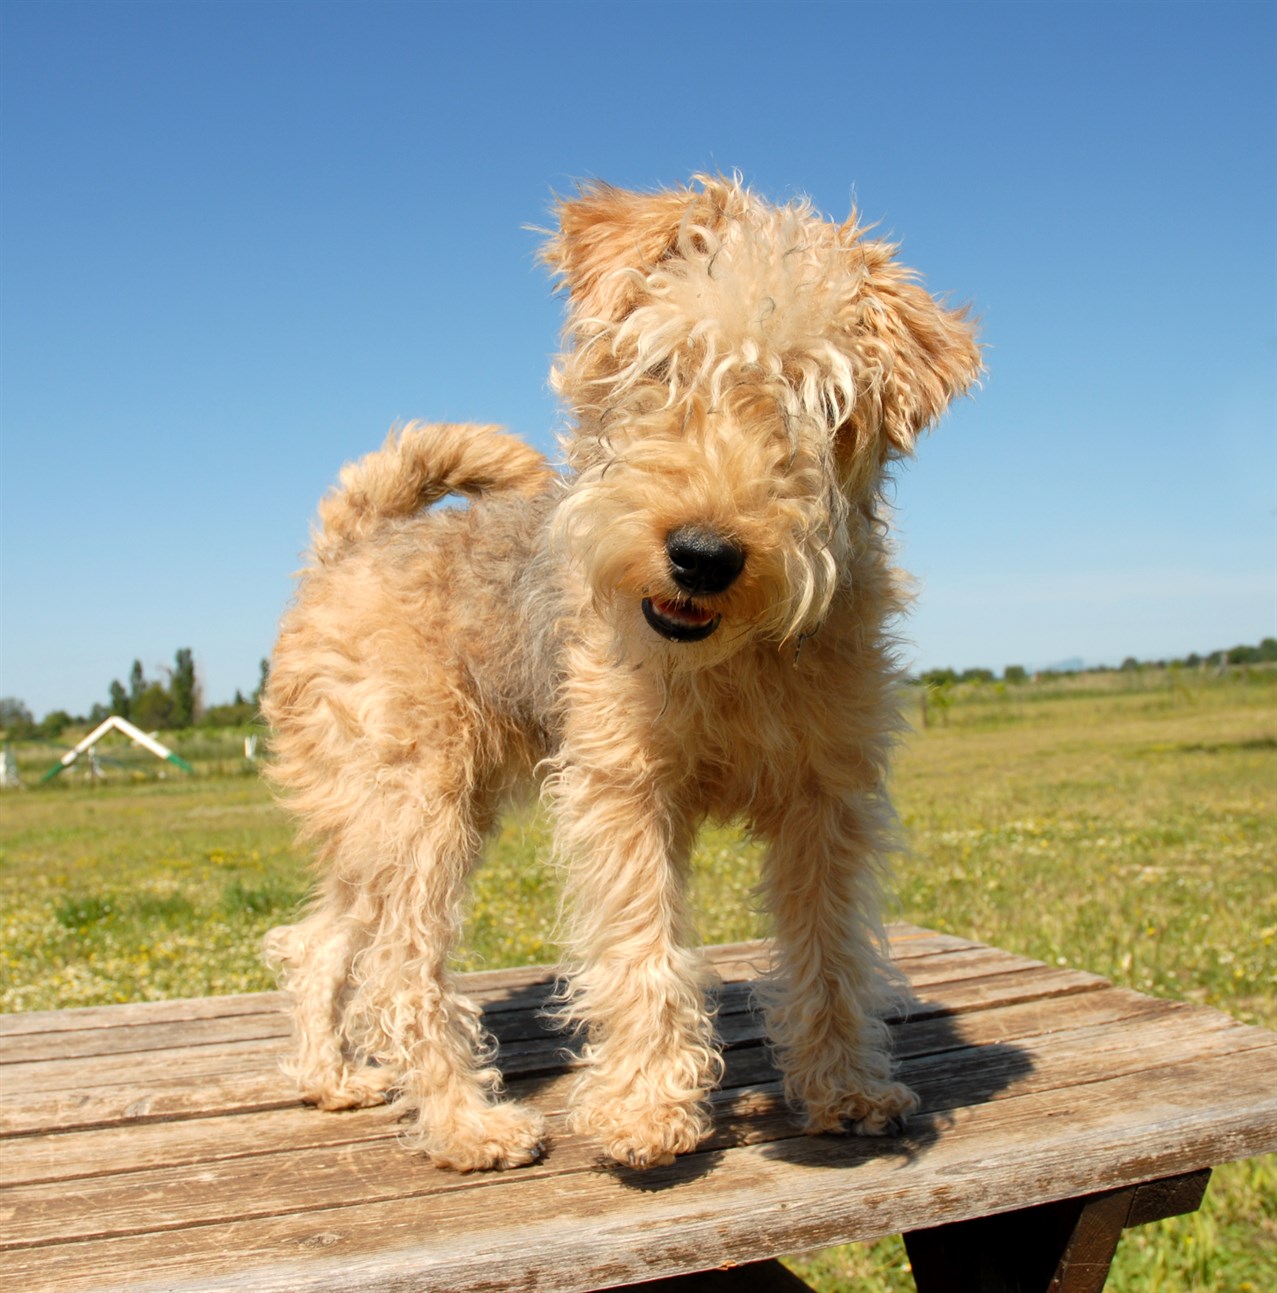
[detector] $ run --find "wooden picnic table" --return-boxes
[2,925,1274,1292]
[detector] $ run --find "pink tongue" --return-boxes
[656,598,712,625]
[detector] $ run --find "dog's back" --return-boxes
[263,423,561,857]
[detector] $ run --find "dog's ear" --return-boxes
[847,239,982,456]
[542,181,716,323]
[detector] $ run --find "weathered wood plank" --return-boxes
[0,933,993,1067]
[635,1259,817,1293]
[0,945,1092,1093]
[4,1004,1270,1252]
[0,951,1028,1070]
[0,1010,295,1066]
[0,961,1109,1135]
[0,941,1070,1080]
[0,984,1180,1187]
[0,991,290,1039]
[2,933,1274,1293]
[6,1047,1274,1293]
[0,936,810,1040]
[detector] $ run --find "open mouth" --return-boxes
[641,596,721,643]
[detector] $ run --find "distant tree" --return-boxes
[0,697,35,738]
[1259,638,1277,663]
[1003,665,1028,684]
[254,657,270,704]
[1227,644,1259,665]
[36,710,73,739]
[131,682,174,731]
[88,702,110,724]
[233,689,246,706]
[920,667,958,687]
[171,648,199,728]
[960,668,995,685]
[108,679,130,718]
[129,660,146,705]
[1120,657,1141,672]
[201,699,260,727]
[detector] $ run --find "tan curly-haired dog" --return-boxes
[262,175,980,1172]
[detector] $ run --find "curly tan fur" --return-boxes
[263,175,981,1171]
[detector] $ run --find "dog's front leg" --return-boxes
[553,760,721,1168]
[758,785,918,1136]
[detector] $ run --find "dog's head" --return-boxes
[542,175,980,668]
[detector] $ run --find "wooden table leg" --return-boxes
[903,1169,1211,1293]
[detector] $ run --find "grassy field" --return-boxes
[1,666,1273,1289]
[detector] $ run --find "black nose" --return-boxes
[665,526,746,595]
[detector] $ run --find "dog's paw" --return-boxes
[301,1060,395,1111]
[582,1100,710,1170]
[425,1102,547,1173]
[803,1078,919,1137]
[300,1063,395,1112]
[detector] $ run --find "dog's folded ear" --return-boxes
[844,241,983,457]
[543,176,982,464]
[542,181,718,324]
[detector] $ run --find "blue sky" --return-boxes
[2,0,1274,719]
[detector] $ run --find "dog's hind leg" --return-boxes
[342,776,546,1172]
[264,908,392,1110]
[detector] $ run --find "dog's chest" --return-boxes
[668,653,834,816]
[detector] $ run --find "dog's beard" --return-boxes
[553,472,847,668]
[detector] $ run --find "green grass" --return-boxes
[0,777,304,1006]
[1,666,1273,1289]
[895,671,1277,1031]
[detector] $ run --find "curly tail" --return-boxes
[310,422,553,564]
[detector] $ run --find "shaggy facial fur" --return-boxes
[263,175,981,1171]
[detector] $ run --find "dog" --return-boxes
[262,175,980,1171]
